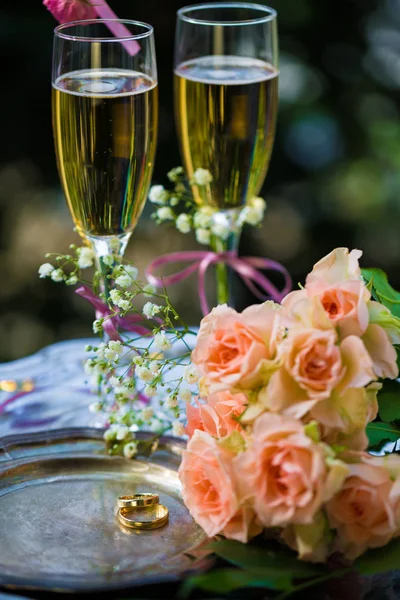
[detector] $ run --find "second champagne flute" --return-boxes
[52,20,158,298]
[174,3,278,305]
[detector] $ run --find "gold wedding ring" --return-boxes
[117,503,169,530]
[116,491,169,531]
[117,493,160,509]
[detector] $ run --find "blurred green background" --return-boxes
[0,0,398,362]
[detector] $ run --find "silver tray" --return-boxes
[0,428,211,593]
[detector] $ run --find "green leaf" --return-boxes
[355,538,400,575]
[179,568,283,597]
[367,422,400,448]
[209,539,323,580]
[378,391,400,423]
[362,268,400,318]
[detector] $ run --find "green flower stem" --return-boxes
[210,210,242,308]
[210,234,230,305]
[94,255,113,301]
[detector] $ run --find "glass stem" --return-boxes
[210,211,242,307]
[87,233,131,302]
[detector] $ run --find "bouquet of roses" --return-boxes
[179,247,400,563]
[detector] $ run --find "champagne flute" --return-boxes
[174,3,278,305]
[52,20,158,298]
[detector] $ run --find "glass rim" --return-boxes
[54,19,154,42]
[177,2,277,26]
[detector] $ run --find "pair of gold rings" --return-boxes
[116,493,169,530]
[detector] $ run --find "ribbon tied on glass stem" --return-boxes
[145,250,292,316]
[76,285,150,341]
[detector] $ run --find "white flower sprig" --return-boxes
[38,245,198,457]
[148,166,267,244]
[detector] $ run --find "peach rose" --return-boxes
[191,303,280,392]
[179,430,261,542]
[362,324,398,379]
[186,390,247,439]
[263,327,375,418]
[327,454,400,559]
[283,278,370,338]
[280,295,332,332]
[283,328,342,400]
[316,281,369,336]
[306,247,362,287]
[235,414,347,527]
[186,402,205,438]
[309,383,380,451]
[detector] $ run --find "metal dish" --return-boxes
[0,428,210,593]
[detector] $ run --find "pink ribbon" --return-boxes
[145,251,292,316]
[76,285,150,341]
[93,2,141,56]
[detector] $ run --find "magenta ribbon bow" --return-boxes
[145,251,292,316]
[76,286,150,341]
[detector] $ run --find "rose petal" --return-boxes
[362,324,399,379]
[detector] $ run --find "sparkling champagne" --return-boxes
[174,56,278,209]
[52,69,158,237]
